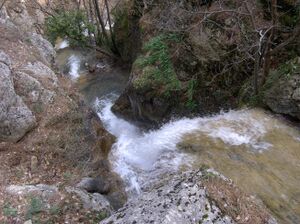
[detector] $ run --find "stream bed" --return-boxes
[56,46,300,224]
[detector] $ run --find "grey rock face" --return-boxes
[0,51,36,142]
[6,184,59,199]
[19,61,58,89]
[8,3,35,33]
[30,33,56,64]
[66,187,112,214]
[13,71,55,113]
[101,170,234,224]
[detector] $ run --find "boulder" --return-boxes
[65,187,112,213]
[19,61,58,89]
[6,184,59,199]
[0,51,36,142]
[263,58,300,120]
[101,170,234,224]
[13,71,55,113]
[29,33,56,64]
[77,177,110,194]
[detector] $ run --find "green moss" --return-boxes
[133,34,182,97]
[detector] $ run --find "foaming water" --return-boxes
[67,55,81,79]
[95,95,281,195]
[56,39,70,50]
[95,94,195,194]
[95,95,300,222]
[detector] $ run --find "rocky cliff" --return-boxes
[112,0,300,126]
[0,2,125,223]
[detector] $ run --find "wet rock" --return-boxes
[77,177,110,194]
[65,187,112,213]
[101,170,234,224]
[0,51,36,142]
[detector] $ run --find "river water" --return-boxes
[56,46,300,224]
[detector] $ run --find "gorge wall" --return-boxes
[112,0,300,127]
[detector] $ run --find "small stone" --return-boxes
[24,220,32,224]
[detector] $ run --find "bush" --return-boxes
[45,10,95,47]
[133,34,182,96]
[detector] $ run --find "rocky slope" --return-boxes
[112,0,300,126]
[0,2,125,223]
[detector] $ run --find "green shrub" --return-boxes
[3,202,18,217]
[45,10,95,47]
[26,197,44,219]
[133,34,182,96]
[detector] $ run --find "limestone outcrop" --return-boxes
[0,51,36,142]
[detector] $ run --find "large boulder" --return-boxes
[29,33,56,64]
[263,58,300,120]
[13,71,55,114]
[0,51,36,142]
[101,170,275,224]
[19,61,58,89]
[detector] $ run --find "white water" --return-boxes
[56,39,70,50]
[96,94,195,193]
[95,94,278,195]
[67,55,81,79]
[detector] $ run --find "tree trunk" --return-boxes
[261,0,277,86]
[104,0,118,53]
[93,0,109,43]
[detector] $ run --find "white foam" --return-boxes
[96,95,197,193]
[56,39,69,50]
[67,55,81,79]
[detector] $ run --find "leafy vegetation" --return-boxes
[45,10,94,47]
[133,34,182,96]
